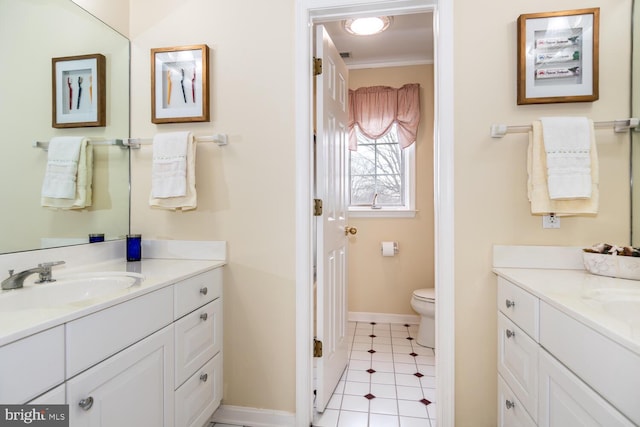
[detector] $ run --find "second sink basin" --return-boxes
[0,272,144,311]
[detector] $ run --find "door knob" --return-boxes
[345,226,358,236]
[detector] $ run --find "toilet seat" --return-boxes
[412,288,435,302]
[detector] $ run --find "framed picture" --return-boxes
[151,44,210,124]
[517,8,599,105]
[52,53,106,128]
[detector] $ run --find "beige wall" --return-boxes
[128,0,296,412]
[83,0,632,423]
[348,65,434,315]
[453,1,631,425]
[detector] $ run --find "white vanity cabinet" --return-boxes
[497,276,635,427]
[497,278,538,426]
[173,268,223,427]
[0,264,224,427]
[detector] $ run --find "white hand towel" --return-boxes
[149,131,197,211]
[528,120,599,216]
[41,139,93,209]
[151,132,190,198]
[540,117,592,199]
[41,136,84,200]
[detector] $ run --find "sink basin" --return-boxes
[0,272,144,311]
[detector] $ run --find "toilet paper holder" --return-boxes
[381,241,399,256]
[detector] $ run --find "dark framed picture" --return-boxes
[151,44,210,124]
[52,53,106,127]
[517,8,599,105]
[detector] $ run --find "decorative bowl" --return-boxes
[583,252,640,281]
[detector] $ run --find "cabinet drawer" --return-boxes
[174,268,222,320]
[497,312,538,421]
[498,375,536,427]
[175,352,223,427]
[66,286,173,378]
[497,277,539,339]
[175,298,223,387]
[538,349,635,427]
[0,326,64,403]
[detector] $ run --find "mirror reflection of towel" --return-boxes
[41,137,93,209]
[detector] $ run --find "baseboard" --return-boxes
[348,311,420,324]
[211,404,295,427]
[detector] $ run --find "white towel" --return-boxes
[41,139,93,209]
[528,120,599,216]
[540,117,592,199]
[149,131,197,210]
[41,136,84,200]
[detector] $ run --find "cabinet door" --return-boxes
[67,325,175,427]
[538,349,635,427]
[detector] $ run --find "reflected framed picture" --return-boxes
[517,8,599,105]
[151,44,210,124]
[52,53,106,128]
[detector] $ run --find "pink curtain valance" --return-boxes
[348,83,420,150]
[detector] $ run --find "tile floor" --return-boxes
[313,321,437,427]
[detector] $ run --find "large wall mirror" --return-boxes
[633,0,640,246]
[0,0,130,254]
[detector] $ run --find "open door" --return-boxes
[314,24,351,413]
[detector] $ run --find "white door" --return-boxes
[314,24,350,413]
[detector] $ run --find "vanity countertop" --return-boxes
[493,267,640,356]
[0,258,225,347]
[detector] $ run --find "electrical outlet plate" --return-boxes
[542,214,560,229]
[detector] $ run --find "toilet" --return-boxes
[410,288,435,348]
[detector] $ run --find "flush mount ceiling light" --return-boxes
[344,16,392,36]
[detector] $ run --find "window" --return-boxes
[349,124,416,217]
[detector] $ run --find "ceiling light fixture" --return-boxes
[344,16,392,36]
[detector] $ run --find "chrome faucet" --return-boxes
[1,261,66,290]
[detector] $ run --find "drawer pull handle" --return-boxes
[505,399,515,410]
[79,396,94,411]
[200,373,208,382]
[505,329,515,339]
[200,287,208,295]
[200,313,208,321]
[505,299,515,308]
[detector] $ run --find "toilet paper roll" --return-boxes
[381,241,397,257]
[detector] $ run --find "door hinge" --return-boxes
[313,339,323,357]
[313,199,323,216]
[313,57,323,76]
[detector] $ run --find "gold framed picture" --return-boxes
[151,44,210,124]
[52,53,106,128]
[517,8,599,105]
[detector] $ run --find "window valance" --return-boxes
[348,83,421,150]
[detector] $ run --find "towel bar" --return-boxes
[33,139,127,150]
[490,118,640,138]
[124,134,228,149]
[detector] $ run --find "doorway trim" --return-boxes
[294,1,455,426]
